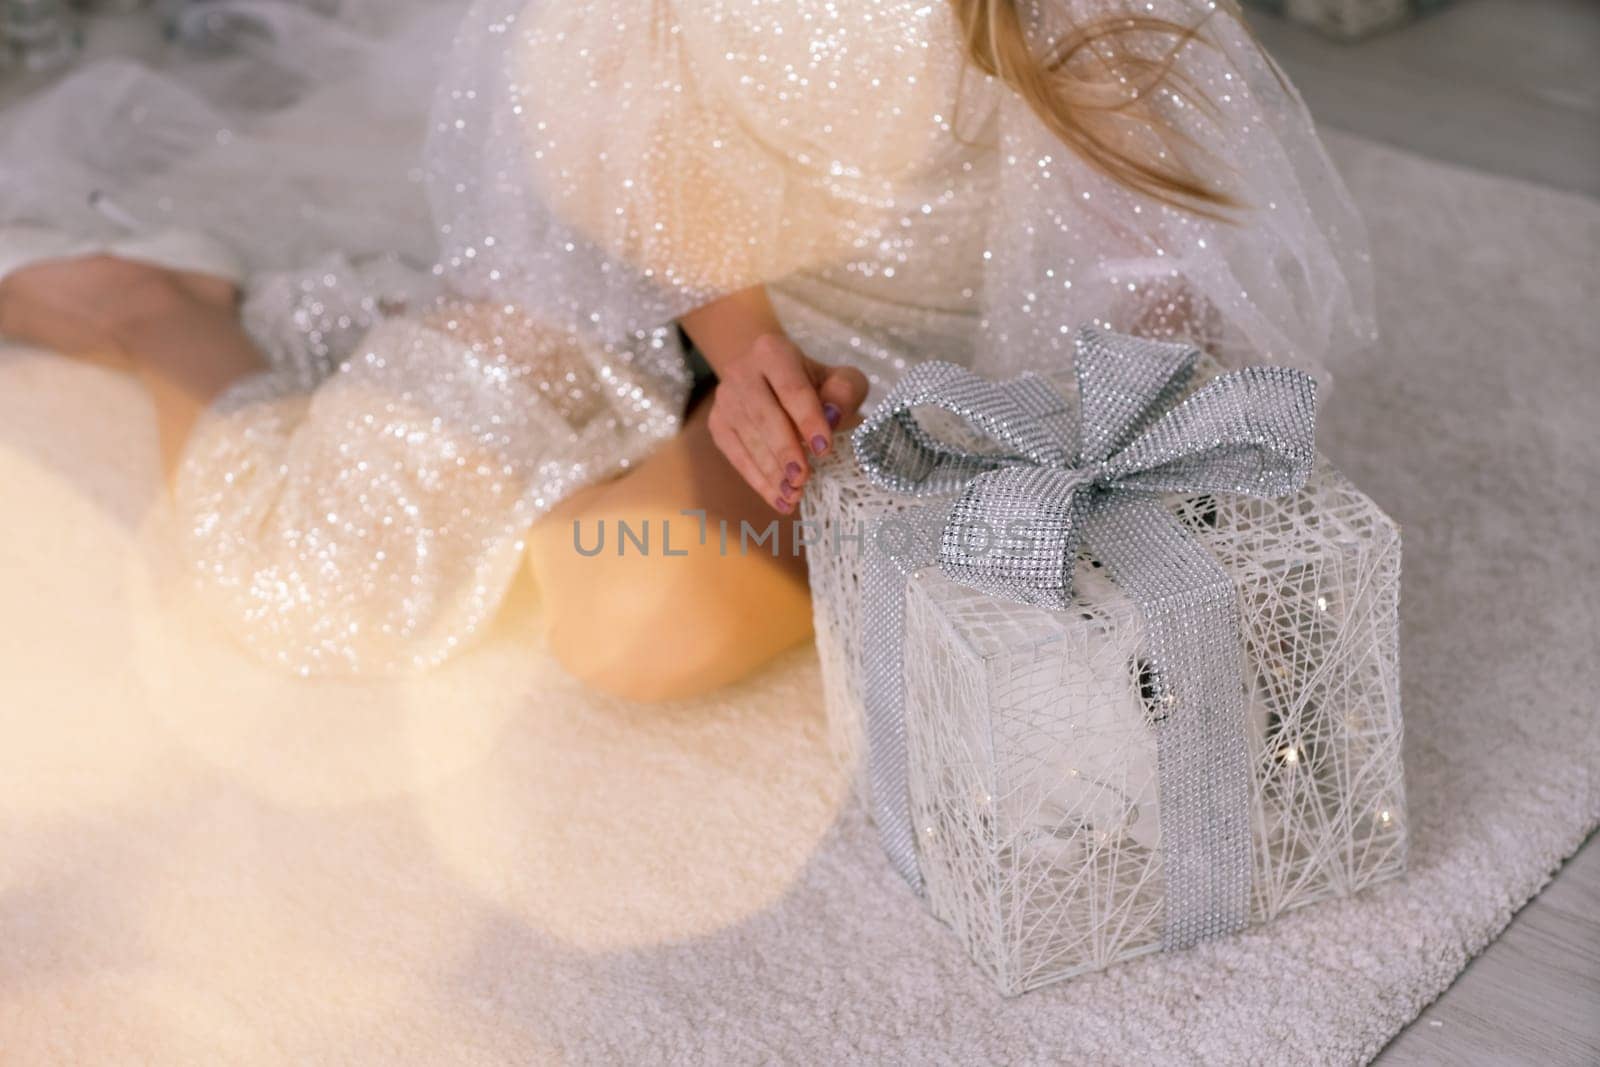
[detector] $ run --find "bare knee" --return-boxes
[542,563,739,703]
[532,523,812,703]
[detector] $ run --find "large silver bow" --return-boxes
[852,326,1318,951]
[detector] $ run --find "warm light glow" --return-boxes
[1,354,848,986]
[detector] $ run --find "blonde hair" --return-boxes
[953,0,1241,216]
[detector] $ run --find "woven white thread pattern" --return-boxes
[851,330,1322,947]
[804,383,1405,995]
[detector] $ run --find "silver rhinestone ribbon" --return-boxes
[853,326,1317,950]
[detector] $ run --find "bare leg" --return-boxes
[3,255,814,698]
[0,255,263,476]
[527,398,815,703]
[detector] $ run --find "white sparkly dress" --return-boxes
[0,0,1374,674]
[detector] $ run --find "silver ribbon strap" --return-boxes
[853,326,1318,949]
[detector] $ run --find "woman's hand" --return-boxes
[706,333,868,513]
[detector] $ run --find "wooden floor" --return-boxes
[1382,831,1593,1062]
[1376,833,1600,1065]
[1248,2,1600,1063]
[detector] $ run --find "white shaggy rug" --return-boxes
[1,132,1596,1065]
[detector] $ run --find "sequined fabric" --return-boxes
[0,0,1375,673]
[180,301,687,674]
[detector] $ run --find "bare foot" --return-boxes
[0,254,239,370]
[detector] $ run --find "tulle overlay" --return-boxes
[0,0,1374,673]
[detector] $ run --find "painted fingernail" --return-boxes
[823,403,841,428]
[775,497,794,514]
[811,434,830,456]
[785,461,802,479]
[781,479,799,495]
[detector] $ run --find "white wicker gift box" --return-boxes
[802,348,1406,995]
